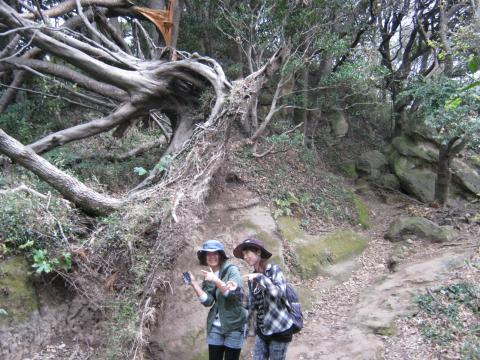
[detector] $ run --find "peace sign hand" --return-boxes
[201,268,219,283]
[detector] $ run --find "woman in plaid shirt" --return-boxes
[233,238,294,360]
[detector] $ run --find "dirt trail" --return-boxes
[287,197,478,360]
[150,186,478,360]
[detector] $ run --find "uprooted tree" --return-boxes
[0,2,294,356]
[0,0,292,215]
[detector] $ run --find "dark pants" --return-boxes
[209,345,241,360]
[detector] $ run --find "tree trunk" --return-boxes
[434,136,468,205]
[434,144,451,205]
[0,129,123,215]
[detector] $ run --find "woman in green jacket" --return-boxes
[188,239,247,360]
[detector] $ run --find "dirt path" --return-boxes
[287,196,479,360]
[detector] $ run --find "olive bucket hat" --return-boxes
[233,237,272,259]
[197,239,229,266]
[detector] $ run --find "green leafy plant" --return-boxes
[61,252,73,272]
[134,167,148,176]
[32,249,56,274]
[414,282,479,358]
[273,192,299,218]
[155,154,173,172]
[31,249,72,274]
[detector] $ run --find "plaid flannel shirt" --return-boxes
[249,264,293,336]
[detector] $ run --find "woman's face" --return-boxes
[242,248,261,267]
[206,251,221,269]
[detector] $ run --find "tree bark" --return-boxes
[434,136,468,205]
[29,102,143,154]
[0,129,123,214]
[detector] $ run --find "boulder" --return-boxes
[469,154,480,169]
[356,150,388,180]
[329,110,349,138]
[384,216,456,243]
[388,150,436,202]
[387,135,480,202]
[452,159,480,196]
[391,135,437,163]
[379,174,400,190]
[294,230,368,279]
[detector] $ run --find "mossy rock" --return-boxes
[384,217,456,243]
[191,350,209,360]
[451,159,480,196]
[294,231,368,279]
[388,151,435,202]
[328,110,349,138]
[379,174,400,190]
[354,178,370,195]
[181,327,208,360]
[341,162,358,179]
[356,150,388,180]
[470,155,480,169]
[353,195,370,229]
[276,216,301,242]
[0,255,38,324]
[391,136,437,163]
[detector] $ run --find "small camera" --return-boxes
[182,272,191,285]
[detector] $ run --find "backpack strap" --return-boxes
[219,263,234,280]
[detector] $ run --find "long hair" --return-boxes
[243,246,269,274]
[255,258,268,274]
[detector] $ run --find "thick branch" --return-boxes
[0,129,123,214]
[2,57,128,101]
[0,70,29,113]
[0,2,142,89]
[22,0,127,19]
[29,102,142,154]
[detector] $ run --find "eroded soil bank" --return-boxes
[2,184,478,360]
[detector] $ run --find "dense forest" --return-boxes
[0,0,479,359]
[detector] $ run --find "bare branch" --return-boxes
[29,102,142,154]
[22,0,128,20]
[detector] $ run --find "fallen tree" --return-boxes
[0,0,288,215]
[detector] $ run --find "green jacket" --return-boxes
[201,262,247,334]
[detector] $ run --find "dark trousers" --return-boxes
[208,345,241,360]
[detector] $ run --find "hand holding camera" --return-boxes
[182,271,192,285]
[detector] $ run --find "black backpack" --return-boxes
[284,282,303,333]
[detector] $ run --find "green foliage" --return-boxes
[0,192,78,249]
[467,54,479,73]
[0,80,67,143]
[273,192,299,218]
[31,249,72,274]
[44,128,165,189]
[401,76,480,148]
[32,249,55,274]
[352,195,370,229]
[414,283,479,358]
[266,129,303,147]
[0,192,78,276]
[154,154,173,172]
[103,300,138,360]
[134,167,148,176]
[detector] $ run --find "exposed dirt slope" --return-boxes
[151,183,478,360]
